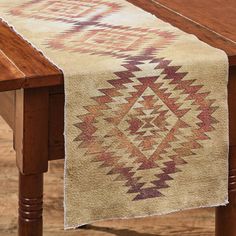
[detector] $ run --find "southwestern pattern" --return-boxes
[9,0,121,23]
[9,0,176,58]
[74,57,219,201]
[0,0,228,229]
[48,23,175,59]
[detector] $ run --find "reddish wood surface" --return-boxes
[155,0,236,42]
[128,0,236,65]
[0,20,63,92]
[228,67,236,146]
[49,91,65,160]
[0,50,25,92]
[14,88,49,236]
[14,88,49,174]
[0,91,15,129]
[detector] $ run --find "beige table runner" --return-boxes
[0,0,229,229]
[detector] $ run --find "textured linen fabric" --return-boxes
[0,0,229,229]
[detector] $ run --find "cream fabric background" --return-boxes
[0,0,229,229]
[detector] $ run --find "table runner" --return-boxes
[0,0,229,229]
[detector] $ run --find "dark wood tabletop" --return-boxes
[0,20,63,92]
[131,0,236,63]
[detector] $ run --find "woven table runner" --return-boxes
[0,0,229,228]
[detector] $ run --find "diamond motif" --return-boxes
[48,23,176,58]
[118,87,178,158]
[9,0,176,58]
[74,57,219,200]
[10,0,121,23]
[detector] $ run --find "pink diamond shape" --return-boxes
[48,23,176,58]
[10,0,121,23]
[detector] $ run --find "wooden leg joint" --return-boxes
[15,88,49,175]
[18,173,44,236]
[229,168,236,197]
[19,196,43,222]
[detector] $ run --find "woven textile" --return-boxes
[0,0,229,228]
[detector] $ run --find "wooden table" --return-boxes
[0,1,235,235]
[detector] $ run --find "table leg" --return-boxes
[14,88,49,236]
[216,147,236,236]
[18,173,44,236]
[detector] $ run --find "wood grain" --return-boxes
[0,50,25,92]
[0,91,15,129]
[0,20,63,91]
[0,116,215,235]
[14,88,49,174]
[155,0,236,42]
[128,0,236,65]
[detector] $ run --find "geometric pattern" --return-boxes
[74,57,219,200]
[9,0,122,23]
[2,0,227,227]
[8,0,176,58]
[48,23,176,58]
[6,0,193,201]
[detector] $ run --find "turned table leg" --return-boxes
[216,147,236,236]
[18,173,44,236]
[14,88,49,236]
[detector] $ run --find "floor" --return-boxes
[0,116,215,236]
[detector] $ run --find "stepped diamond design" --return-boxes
[10,0,121,23]
[118,87,179,158]
[48,23,176,58]
[74,57,219,201]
